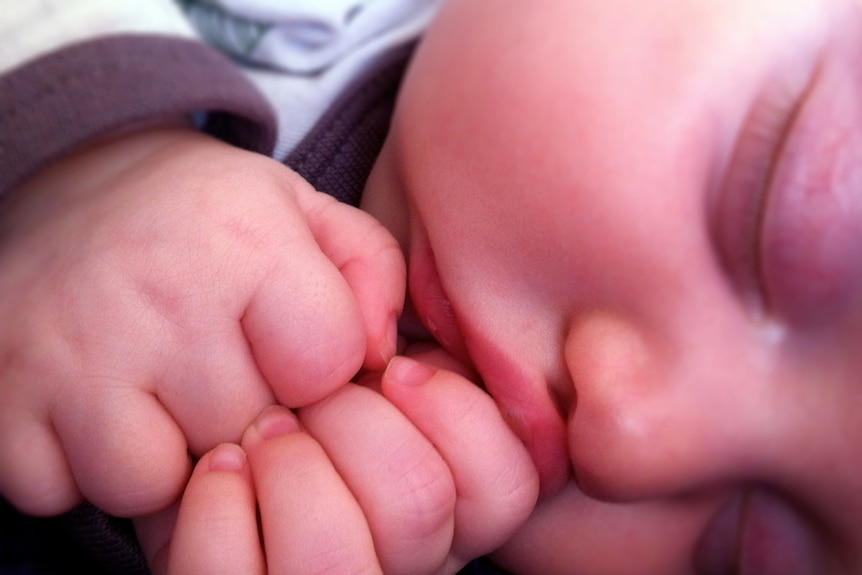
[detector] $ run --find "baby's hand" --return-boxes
[138,351,539,574]
[0,128,404,518]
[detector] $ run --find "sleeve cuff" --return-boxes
[0,35,277,199]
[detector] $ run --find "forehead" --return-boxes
[402,0,839,147]
[394,0,855,213]
[419,0,831,73]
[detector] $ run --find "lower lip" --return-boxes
[459,324,572,496]
[406,240,471,363]
[407,242,571,495]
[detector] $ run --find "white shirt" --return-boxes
[182,0,441,158]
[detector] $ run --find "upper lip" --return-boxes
[458,321,572,497]
[407,237,572,496]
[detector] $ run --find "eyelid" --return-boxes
[712,87,801,317]
[758,60,862,326]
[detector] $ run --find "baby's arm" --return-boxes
[138,350,539,574]
[0,126,405,518]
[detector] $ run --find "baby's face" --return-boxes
[363,0,862,571]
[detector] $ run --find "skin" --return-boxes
[137,348,539,575]
[0,129,405,516]
[360,0,862,572]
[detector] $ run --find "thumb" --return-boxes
[295,176,406,371]
[242,170,404,408]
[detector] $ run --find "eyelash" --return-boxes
[729,94,799,312]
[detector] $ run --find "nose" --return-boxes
[564,311,786,502]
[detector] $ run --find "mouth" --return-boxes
[407,237,571,496]
[405,239,472,364]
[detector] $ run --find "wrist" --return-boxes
[1,126,214,233]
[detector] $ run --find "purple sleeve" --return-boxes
[0,34,277,200]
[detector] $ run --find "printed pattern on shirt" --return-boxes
[177,0,271,61]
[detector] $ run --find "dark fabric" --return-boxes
[0,35,276,200]
[461,557,514,575]
[61,505,149,575]
[286,42,415,207]
[1,499,113,575]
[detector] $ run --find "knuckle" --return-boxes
[387,449,457,540]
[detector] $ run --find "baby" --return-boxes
[373,0,862,571]
[160,0,862,573]
[4,0,862,573]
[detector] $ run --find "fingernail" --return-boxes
[208,443,246,473]
[385,356,435,387]
[252,406,301,441]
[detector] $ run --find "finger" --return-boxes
[299,384,457,575]
[163,444,264,575]
[0,402,81,515]
[294,177,406,371]
[240,196,368,408]
[52,386,191,517]
[242,406,382,574]
[381,357,540,564]
[157,325,275,456]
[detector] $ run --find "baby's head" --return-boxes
[363,0,862,571]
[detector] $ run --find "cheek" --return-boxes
[408,164,573,296]
[492,484,719,575]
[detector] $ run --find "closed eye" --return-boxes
[758,57,862,326]
[711,83,802,318]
